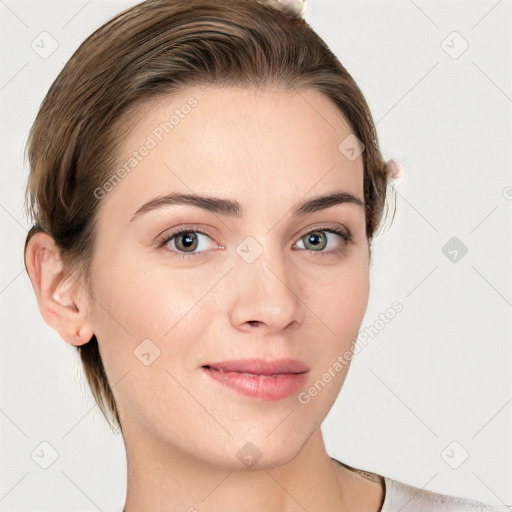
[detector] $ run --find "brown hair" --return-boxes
[23,0,395,433]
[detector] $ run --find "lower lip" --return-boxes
[202,367,308,401]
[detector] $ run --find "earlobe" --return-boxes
[24,232,94,346]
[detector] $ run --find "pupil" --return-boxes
[179,232,197,251]
[307,232,325,250]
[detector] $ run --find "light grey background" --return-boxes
[1,0,511,510]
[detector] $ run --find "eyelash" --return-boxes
[156,225,352,260]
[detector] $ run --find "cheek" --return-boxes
[334,265,369,336]
[300,253,369,345]
[87,255,208,427]
[294,257,369,416]
[88,252,215,367]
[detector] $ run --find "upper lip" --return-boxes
[203,358,310,376]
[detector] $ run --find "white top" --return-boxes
[381,474,511,512]
[331,458,510,512]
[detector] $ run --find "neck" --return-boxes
[122,427,360,512]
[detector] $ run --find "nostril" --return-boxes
[248,320,260,327]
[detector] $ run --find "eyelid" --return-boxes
[296,222,350,239]
[155,223,216,242]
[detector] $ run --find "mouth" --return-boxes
[201,358,310,400]
[202,358,310,375]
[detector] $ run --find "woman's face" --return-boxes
[88,85,369,468]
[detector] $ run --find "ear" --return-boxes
[24,231,94,346]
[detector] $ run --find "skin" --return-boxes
[25,86,385,511]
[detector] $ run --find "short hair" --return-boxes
[23,0,395,432]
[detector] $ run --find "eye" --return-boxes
[294,226,351,254]
[157,228,219,259]
[156,224,352,259]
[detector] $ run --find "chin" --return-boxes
[226,429,311,471]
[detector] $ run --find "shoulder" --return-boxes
[382,475,511,512]
[330,458,510,512]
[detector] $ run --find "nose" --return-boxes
[229,251,305,335]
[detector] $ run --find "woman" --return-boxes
[22,0,508,510]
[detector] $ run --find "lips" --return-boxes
[202,358,310,376]
[201,358,310,400]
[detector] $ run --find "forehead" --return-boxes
[103,86,364,217]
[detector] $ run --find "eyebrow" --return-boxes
[129,191,365,222]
